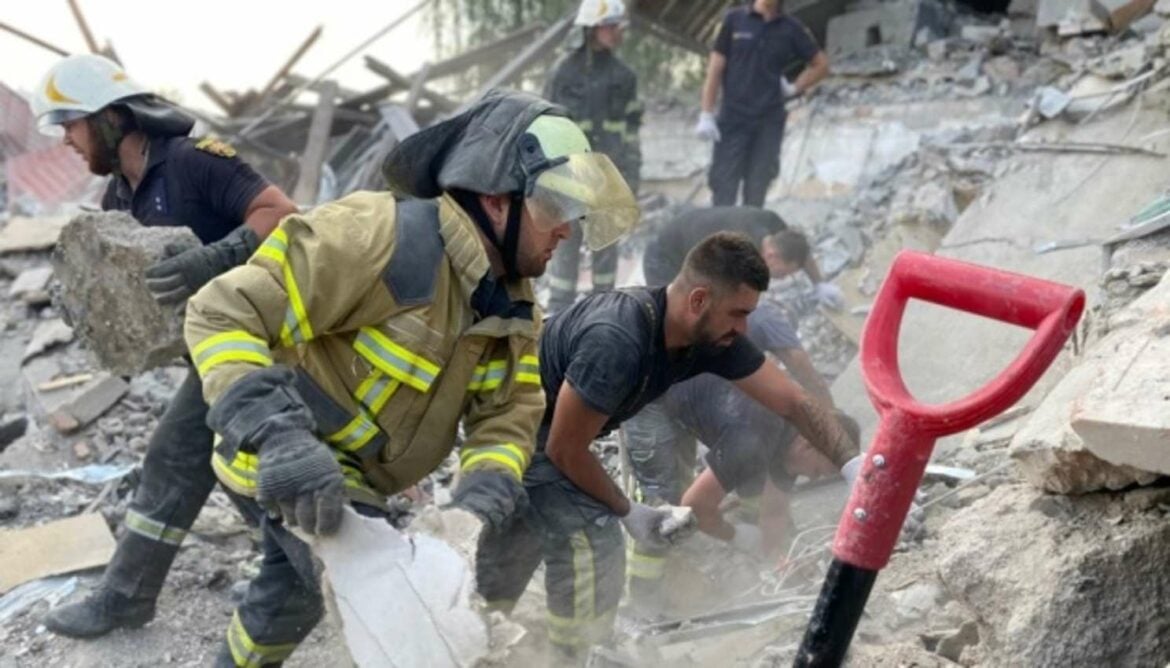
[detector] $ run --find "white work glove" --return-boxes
[694,111,721,142]
[621,502,672,549]
[814,282,845,311]
[840,454,863,488]
[730,523,763,554]
[780,77,801,100]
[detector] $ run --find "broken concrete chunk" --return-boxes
[22,318,74,361]
[59,376,129,432]
[0,414,28,453]
[1066,271,1170,477]
[8,266,53,305]
[0,216,69,255]
[938,485,1170,666]
[52,211,200,375]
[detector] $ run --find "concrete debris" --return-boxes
[826,0,952,57]
[1066,271,1170,476]
[22,318,73,361]
[938,484,1170,666]
[0,217,69,254]
[933,620,980,663]
[0,413,28,453]
[41,375,130,435]
[52,211,200,375]
[7,265,53,305]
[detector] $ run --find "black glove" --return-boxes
[451,470,527,532]
[144,225,259,305]
[256,428,346,536]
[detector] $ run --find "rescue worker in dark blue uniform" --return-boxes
[29,53,297,639]
[544,0,642,314]
[695,0,830,207]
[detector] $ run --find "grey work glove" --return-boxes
[257,429,346,536]
[144,225,259,306]
[620,502,673,550]
[450,470,527,533]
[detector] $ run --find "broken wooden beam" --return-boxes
[405,62,433,116]
[0,21,69,56]
[465,14,574,109]
[364,56,458,113]
[66,0,101,54]
[257,26,324,106]
[424,23,548,80]
[199,82,236,116]
[293,80,339,205]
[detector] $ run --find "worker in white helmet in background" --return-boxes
[543,0,643,316]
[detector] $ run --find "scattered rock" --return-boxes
[938,485,1170,666]
[47,376,130,435]
[0,217,69,254]
[22,319,73,361]
[72,441,93,460]
[935,620,979,662]
[0,414,28,453]
[52,211,200,375]
[7,266,53,305]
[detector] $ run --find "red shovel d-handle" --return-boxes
[838,250,1085,571]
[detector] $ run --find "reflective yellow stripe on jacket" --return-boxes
[459,443,529,481]
[191,331,272,378]
[256,228,314,347]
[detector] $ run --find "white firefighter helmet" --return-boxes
[574,0,628,27]
[30,54,148,134]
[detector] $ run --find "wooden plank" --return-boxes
[293,80,339,204]
[0,21,69,56]
[0,514,115,593]
[465,14,574,110]
[199,82,236,116]
[423,23,547,80]
[365,56,457,113]
[405,61,433,116]
[66,0,100,54]
[257,26,324,105]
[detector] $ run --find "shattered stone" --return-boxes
[938,484,1170,666]
[22,319,73,362]
[47,376,129,435]
[935,620,980,663]
[0,217,69,254]
[0,414,28,453]
[7,266,53,305]
[52,211,200,376]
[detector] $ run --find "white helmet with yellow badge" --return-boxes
[574,0,628,27]
[30,54,148,133]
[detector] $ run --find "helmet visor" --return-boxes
[525,152,639,251]
[37,108,89,135]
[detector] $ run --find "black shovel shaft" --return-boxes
[792,559,878,667]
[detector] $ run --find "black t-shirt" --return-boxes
[662,301,801,494]
[102,135,269,245]
[713,6,820,121]
[642,206,787,286]
[537,287,765,447]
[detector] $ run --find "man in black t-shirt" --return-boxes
[475,232,860,654]
[694,0,830,207]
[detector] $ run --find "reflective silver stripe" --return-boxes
[124,508,186,546]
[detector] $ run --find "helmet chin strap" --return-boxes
[453,190,525,279]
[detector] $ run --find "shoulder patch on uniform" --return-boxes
[384,199,443,307]
[194,136,237,158]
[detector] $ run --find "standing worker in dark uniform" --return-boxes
[544,0,642,314]
[30,54,297,638]
[695,0,830,207]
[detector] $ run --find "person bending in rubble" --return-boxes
[31,54,297,639]
[182,90,638,667]
[544,0,643,315]
[643,205,844,310]
[475,231,861,656]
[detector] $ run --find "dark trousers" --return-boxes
[104,369,217,601]
[708,114,786,208]
[215,494,392,667]
[476,454,626,654]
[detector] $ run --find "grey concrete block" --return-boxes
[52,211,200,376]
